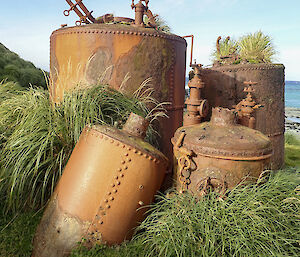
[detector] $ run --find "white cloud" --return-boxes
[279,48,300,81]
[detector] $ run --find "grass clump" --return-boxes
[133,170,300,257]
[285,133,300,167]
[70,170,300,257]
[0,82,161,213]
[238,31,276,64]
[211,36,239,64]
[211,31,276,65]
[0,205,42,257]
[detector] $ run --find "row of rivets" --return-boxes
[53,29,187,44]
[87,130,162,164]
[94,148,132,225]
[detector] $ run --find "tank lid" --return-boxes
[88,122,169,165]
[172,107,272,160]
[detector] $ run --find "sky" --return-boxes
[0,0,299,80]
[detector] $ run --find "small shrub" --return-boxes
[238,31,276,63]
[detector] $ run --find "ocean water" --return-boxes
[285,81,300,108]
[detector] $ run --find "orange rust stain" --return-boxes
[112,35,142,62]
[53,34,142,100]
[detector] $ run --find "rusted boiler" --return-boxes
[50,17,186,159]
[172,107,272,196]
[32,113,168,257]
[201,63,285,169]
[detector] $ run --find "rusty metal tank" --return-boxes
[201,63,285,169]
[171,107,272,196]
[32,113,168,257]
[50,23,186,160]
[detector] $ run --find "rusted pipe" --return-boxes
[183,35,194,67]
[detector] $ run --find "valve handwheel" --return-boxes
[199,99,209,118]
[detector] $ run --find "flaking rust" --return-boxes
[172,107,272,197]
[51,1,187,161]
[32,113,168,257]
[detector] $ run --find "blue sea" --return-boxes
[285,81,300,108]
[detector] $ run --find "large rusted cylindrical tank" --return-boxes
[172,107,272,196]
[201,63,285,169]
[32,113,168,257]
[50,24,187,159]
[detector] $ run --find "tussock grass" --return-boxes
[71,170,300,257]
[211,36,239,63]
[0,82,161,213]
[285,133,300,167]
[211,31,276,65]
[238,31,276,63]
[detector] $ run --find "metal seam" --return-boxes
[51,28,187,45]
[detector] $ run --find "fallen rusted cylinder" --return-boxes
[32,113,168,257]
[50,24,186,161]
[172,107,272,196]
[201,63,285,169]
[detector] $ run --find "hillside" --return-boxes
[0,43,47,88]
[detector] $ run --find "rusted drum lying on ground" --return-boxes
[50,24,187,159]
[201,63,285,169]
[32,113,168,257]
[172,107,272,196]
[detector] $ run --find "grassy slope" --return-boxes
[0,43,47,88]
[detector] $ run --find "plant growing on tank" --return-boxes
[211,36,239,64]
[238,31,276,63]
[211,31,276,65]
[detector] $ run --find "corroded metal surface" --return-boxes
[184,64,209,126]
[172,107,272,195]
[234,81,262,129]
[32,114,168,256]
[201,63,285,169]
[50,23,186,161]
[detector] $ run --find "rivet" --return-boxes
[113,189,118,193]
[121,31,125,34]
[114,176,118,179]
[143,154,148,158]
[116,31,120,34]
[138,151,143,156]
[104,199,108,203]
[122,144,126,148]
[110,139,114,143]
[125,153,129,156]
[107,192,112,195]
[110,196,114,201]
[121,160,125,164]
[148,156,153,161]
[99,221,104,225]
[139,185,144,190]
[118,168,122,172]
[106,205,111,209]
[134,149,138,153]
[127,147,132,151]
[111,184,115,187]
[124,166,128,170]
[116,142,120,146]
[127,158,132,162]
[117,181,121,185]
[120,173,124,177]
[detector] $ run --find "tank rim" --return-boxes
[203,63,285,73]
[51,23,187,45]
